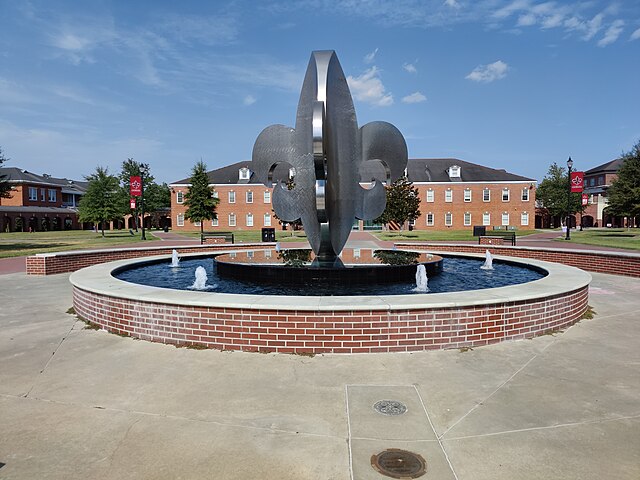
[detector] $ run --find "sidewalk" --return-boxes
[0,271,638,479]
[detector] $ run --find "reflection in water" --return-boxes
[374,250,421,266]
[277,249,312,266]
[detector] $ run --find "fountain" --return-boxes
[69,50,591,354]
[414,265,429,292]
[481,250,494,270]
[190,266,211,290]
[170,249,180,268]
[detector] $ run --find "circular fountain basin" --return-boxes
[70,248,591,354]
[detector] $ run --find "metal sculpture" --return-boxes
[252,50,408,259]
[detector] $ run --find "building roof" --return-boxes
[0,167,88,193]
[171,158,535,186]
[585,158,623,175]
[407,158,534,183]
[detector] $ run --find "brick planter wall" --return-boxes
[72,284,588,354]
[26,244,266,275]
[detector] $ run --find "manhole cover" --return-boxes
[371,449,426,479]
[373,400,408,416]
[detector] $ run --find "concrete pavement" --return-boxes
[0,269,638,479]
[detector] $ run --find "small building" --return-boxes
[169,159,537,233]
[0,168,87,232]
[582,158,626,228]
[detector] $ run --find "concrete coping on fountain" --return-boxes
[69,248,592,312]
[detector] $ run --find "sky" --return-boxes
[1,0,639,185]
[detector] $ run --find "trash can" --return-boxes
[261,227,276,242]
[473,226,486,237]
[163,226,169,233]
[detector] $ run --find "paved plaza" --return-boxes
[0,259,638,479]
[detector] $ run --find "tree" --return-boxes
[606,141,640,228]
[184,160,218,235]
[536,162,585,224]
[374,176,421,229]
[78,166,121,237]
[0,147,12,198]
[117,158,154,231]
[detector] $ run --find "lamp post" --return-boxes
[565,157,573,240]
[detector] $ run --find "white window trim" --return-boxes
[521,212,529,226]
[482,213,490,226]
[211,217,219,227]
[522,188,529,201]
[426,213,434,226]
[176,191,184,204]
[502,212,510,226]
[263,213,272,226]
[228,191,236,204]
[445,212,453,226]
[464,189,471,202]
[263,191,271,203]
[246,191,253,204]
[502,189,510,202]
[445,189,453,203]
[29,187,38,201]
[176,213,184,227]
[228,213,236,227]
[483,189,491,202]
[426,190,434,203]
[464,212,471,226]
[246,213,253,227]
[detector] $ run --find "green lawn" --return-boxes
[555,228,640,250]
[372,229,541,242]
[0,229,154,258]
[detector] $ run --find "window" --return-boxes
[264,191,271,203]
[483,189,490,202]
[246,213,253,227]
[228,214,236,227]
[464,212,471,226]
[264,249,272,259]
[445,212,453,226]
[212,191,219,199]
[502,189,510,202]
[28,187,38,201]
[502,212,509,226]
[211,217,219,227]
[522,188,529,201]
[48,189,56,202]
[426,213,434,226]
[177,213,184,227]
[426,190,434,203]
[448,165,461,178]
[445,189,453,202]
[263,213,271,226]
[246,191,253,203]
[40,188,45,201]
[589,178,595,186]
[228,191,236,203]
[193,221,201,227]
[521,212,529,226]
[176,191,184,204]
[239,167,250,180]
[483,213,490,226]
[464,189,471,202]
[247,251,254,259]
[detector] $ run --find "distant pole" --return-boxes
[141,172,146,241]
[565,157,573,240]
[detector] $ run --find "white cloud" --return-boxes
[243,94,257,106]
[402,92,427,104]
[517,13,537,27]
[493,0,530,20]
[597,19,624,47]
[364,48,379,64]
[403,62,417,73]
[347,66,393,107]
[465,60,509,83]
[631,27,640,41]
[444,0,460,9]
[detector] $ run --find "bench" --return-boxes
[477,231,516,246]
[200,232,234,245]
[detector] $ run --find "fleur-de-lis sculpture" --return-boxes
[252,50,407,259]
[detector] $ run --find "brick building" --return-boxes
[581,158,628,228]
[0,168,87,232]
[169,159,537,232]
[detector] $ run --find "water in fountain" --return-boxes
[480,250,494,270]
[414,264,429,292]
[170,249,180,267]
[190,266,214,290]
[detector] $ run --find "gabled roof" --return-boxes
[585,158,623,175]
[407,158,534,183]
[171,158,535,186]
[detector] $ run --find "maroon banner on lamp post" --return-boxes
[130,176,142,196]
[570,171,584,193]
[130,198,136,209]
[582,193,589,206]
